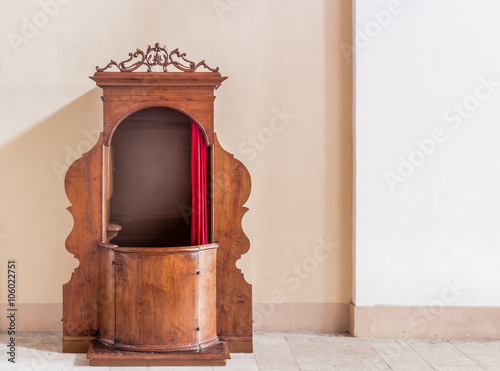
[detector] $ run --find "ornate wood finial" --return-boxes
[96,43,219,73]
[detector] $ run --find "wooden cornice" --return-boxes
[90,72,227,90]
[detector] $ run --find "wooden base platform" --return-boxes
[63,338,94,353]
[221,337,253,353]
[86,341,230,366]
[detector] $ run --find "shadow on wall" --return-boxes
[324,0,353,303]
[0,88,103,307]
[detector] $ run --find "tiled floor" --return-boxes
[1,331,499,370]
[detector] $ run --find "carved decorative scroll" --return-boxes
[96,43,219,73]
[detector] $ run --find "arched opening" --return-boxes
[108,106,210,247]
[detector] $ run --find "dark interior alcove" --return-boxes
[109,107,195,247]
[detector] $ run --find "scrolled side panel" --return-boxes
[63,134,103,340]
[213,134,252,347]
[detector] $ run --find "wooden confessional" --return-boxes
[62,44,252,366]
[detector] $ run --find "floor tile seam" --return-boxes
[365,339,396,371]
[283,333,308,371]
[448,341,485,369]
[403,339,438,370]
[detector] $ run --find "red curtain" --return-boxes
[191,120,208,246]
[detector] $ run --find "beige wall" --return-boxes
[0,0,352,330]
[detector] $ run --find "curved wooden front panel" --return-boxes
[97,245,115,346]
[97,243,218,352]
[198,249,218,343]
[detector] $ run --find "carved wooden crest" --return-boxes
[96,43,219,73]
